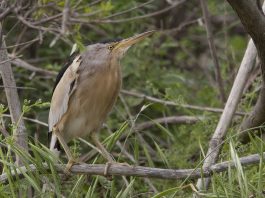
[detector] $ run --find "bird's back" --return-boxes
[51,50,122,142]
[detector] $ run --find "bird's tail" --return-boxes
[49,132,61,157]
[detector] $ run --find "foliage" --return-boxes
[0,0,264,197]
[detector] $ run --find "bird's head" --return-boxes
[84,30,155,67]
[108,30,155,59]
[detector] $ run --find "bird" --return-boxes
[48,30,155,172]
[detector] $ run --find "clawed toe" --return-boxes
[64,158,81,174]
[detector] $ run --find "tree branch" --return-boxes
[70,0,186,24]
[10,56,57,76]
[121,90,247,116]
[61,0,70,35]
[134,116,201,131]
[200,0,226,103]
[0,152,264,183]
[226,2,265,141]
[196,0,265,192]
[196,39,257,192]
[0,24,28,165]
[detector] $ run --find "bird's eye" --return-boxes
[108,45,114,50]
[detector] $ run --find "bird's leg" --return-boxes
[90,133,114,162]
[90,133,115,176]
[90,133,130,176]
[53,127,78,173]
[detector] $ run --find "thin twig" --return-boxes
[162,18,201,34]
[134,116,202,131]
[102,0,155,19]
[16,14,59,33]
[0,4,14,21]
[200,0,226,103]
[0,152,264,183]
[0,85,35,90]
[0,121,9,138]
[32,13,62,26]
[70,0,186,24]
[0,56,17,64]
[121,90,248,116]
[2,114,48,127]
[3,38,40,49]
[61,0,70,35]
[10,56,57,76]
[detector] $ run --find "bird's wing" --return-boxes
[48,54,82,133]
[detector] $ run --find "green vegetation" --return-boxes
[0,0,264,197]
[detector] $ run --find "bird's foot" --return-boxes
[104,161,131,179]
[64,158,81,175]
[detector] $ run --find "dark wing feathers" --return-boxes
[49,51,80,151]
[53,51,80,93]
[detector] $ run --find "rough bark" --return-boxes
[228,1,265,141]
[195,0,265,193]
[239,81,265,143]
[0,24,28,165]
[196,36,257,192]
[0,152,263,183]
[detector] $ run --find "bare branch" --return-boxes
[121,90,248,116]
[2,114,48,127]
[4,38,40,49]
[0,152,264,183]
[10,56,57,76]
[162,18,200,34]
[0,24,28,165]
[102,0,155,19]
[16,14,59,33]
[61,0,70,35]
[196,37,257,193]
[70,0,186,24]
[200,0,226,103]
[134,116,202,131]
[32,13,62,26]
[230,2,265,143]
[0,4,14,21]
[196,0,265,192]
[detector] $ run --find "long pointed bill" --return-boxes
[115,30,155,50]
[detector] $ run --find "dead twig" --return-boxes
[134,116,202,131]
[200,0,226,103]
[70,0,186,24]
[0,25,28,165]
[121,90,248,116]
[2,114,48,127]
[0,152,264,183]
[195,1,264,192]
[61,0,70,35]
[10,56,57,76]
[102,0,155,19]
[196,38,257,193]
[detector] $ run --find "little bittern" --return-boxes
[49,31,154,171]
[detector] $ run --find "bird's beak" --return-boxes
[115,30,155,50]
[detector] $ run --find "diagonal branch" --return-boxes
[10,56,57,76]
[196,39,257,192]
[229,1,265,143]
[196,0,265,192]
[200,0,226,103]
